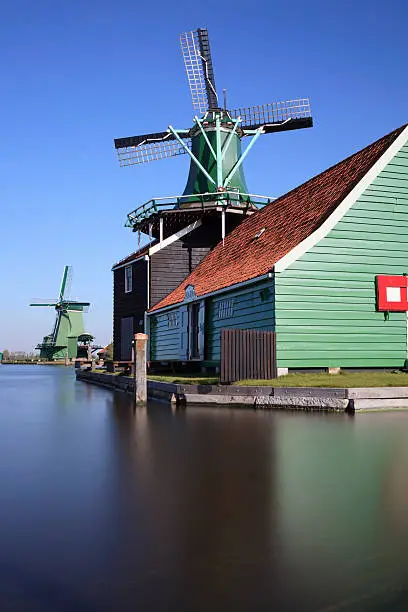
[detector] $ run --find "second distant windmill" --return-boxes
[30,266,94,362]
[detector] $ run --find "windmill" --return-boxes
[30,266,93,361]
[114,28,313,240]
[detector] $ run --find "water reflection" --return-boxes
[276,413,408,610]
[1,366,408,610]
[103,395,278,609]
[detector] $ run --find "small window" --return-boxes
[124,266,132,293]
[167,311,179,329]
[260,287,271,302]
[216,298,234,319]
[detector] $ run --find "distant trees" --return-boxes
[1,350,40,362]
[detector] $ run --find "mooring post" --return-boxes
[133,333,148,404]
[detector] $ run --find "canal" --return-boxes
[1,365,408,611]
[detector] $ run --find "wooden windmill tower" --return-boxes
[30,266,93,361]
[114,28,313,242]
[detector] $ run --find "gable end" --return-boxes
[275,125,408,272]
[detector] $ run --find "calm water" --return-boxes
[1,366,408,611]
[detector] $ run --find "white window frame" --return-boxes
[124,265,133,293]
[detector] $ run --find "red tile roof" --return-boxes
[150,124,406,312]
[112,242,155,269]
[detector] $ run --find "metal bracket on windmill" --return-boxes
[221,118,240,162]
[223,118,293,188]
[167,125,216,186]
[222,126,264,188]
[194,115,216,159]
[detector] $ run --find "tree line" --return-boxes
[1,350,41,362]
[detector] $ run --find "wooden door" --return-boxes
[120,317,133,360]
[189,303,200,359]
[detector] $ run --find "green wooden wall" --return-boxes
[149,279,275,363]
[275,141,408,368]
[149,310,181,361]
[206,279,275,363]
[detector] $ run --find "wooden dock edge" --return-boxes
[75,371,408,412]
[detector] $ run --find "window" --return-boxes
[167,311,179,329]
[124,266,132,293]
[216,298,234,319]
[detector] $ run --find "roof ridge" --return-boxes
[257,123,407,212]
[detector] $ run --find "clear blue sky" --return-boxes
[0,0,407,352]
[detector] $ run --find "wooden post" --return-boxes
[133,333,148,404]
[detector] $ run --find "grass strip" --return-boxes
[237,371,408,388]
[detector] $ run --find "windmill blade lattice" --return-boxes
[65,302,90,313]
[29,299,59,306]
[230,99,312,132]
[59,265,72,301]
[180,28,218,114]
[115,131,191,167]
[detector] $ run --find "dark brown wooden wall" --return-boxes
[113,259,147,361]
[150,241,210,307]
[112,217,239,359]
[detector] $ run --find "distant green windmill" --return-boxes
[30,266,93,361]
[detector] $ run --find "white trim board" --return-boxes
[111,218,203,270]
[112,253,149,271]
[148,219,203,256]
[274,125,408,273]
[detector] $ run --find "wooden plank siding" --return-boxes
[114,241,210,361]
[149,279,275,363]
[113,259,147,361]
[149,310,181,361]
[150,241,210,307]
[206,280,275,363]
[220,329,277,383]
[275,142,408,368]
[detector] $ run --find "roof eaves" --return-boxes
[111,242,154,270]
[148,271,273,314]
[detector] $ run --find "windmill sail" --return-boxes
[59,265,72,301]
[229,99,313,133]
[51,310,61,343]
[114,131,191,167]
[195,28,218,110]
[29,300,59,306]
[180,28,218,114]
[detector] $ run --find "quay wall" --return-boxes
[75,370,408,412]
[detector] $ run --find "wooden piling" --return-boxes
[133,333,148,404]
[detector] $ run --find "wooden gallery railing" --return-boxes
[220,329,277,384]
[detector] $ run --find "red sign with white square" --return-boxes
[376,275,408,311]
